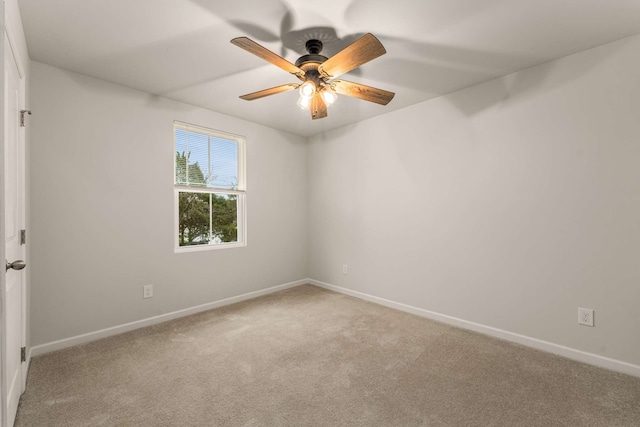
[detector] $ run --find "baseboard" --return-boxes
[30,279,308,357]
[308,279,640,378]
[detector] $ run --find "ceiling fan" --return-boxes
[230,33,395,120]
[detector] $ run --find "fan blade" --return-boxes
[318,33,386,78]
[310,94,328,120]
[239,83,299,100]
[231,37,305,78]
[332,80,395,105]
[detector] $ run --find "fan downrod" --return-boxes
[295,39,328,68]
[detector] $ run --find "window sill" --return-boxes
[174,241,246,253]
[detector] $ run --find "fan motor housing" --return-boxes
[295,54,327,68]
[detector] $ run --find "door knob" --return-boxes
[5,260,26,271]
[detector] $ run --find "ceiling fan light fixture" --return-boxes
[231,33,394,120]
[321,87,337,106]
[297,95,311,110]
[299,80,316,98]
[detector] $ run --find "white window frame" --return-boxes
[173,121,246,252]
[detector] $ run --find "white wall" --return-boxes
[308,34,640,367]
[29,62,308,346]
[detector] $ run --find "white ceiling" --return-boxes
[19,0,640,137]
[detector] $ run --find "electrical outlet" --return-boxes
[143,284,153,299]
[578,307,594,327]
[342,264,348,274]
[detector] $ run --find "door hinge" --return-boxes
[21,347,26,363]
[20,229,26,245]
[20,110,32,127]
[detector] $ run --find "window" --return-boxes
[174,121,246,251]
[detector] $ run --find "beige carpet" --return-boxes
[16,285,640,426]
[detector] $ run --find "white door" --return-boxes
[2,33,26,427]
